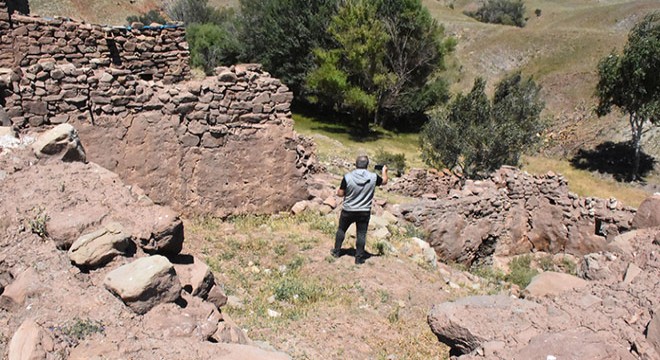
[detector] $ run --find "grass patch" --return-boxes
[521,155,650,207]
[293,112,424,173]
[506,255,538,288]
[51,318,105,346]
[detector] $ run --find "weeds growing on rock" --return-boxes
[28,206,49,239]
[51,318,105,346]
[506,255,538,288]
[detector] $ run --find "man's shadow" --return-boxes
[570,141,656,182]
[334,248,379,261]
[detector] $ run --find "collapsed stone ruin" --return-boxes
[0,0,316,217]
[397,166,637,266]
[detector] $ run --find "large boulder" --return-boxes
[0,268,41,311]
[31,123,86,162]
[135,207,184,256]
[8,318,48,360]
[104,255,182,314]
[171,254,215,298]
[632,194,660,229]
[68,222,131,267]
[522,271,588,298]
[427,295,542,355]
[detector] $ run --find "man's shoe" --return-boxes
[355,257,365,265]
[331,249,341,258]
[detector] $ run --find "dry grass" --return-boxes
[521,155,651,207]
[185,212,451,359]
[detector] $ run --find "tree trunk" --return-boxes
[629,113,644,181]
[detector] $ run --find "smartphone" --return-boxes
[374,164,384,170]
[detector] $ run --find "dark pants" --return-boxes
[334,210,371,260]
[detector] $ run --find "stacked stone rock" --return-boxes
[0,0,11,68]
[400,166,636,265]
[3,63,293,143]
[386,168,462,198]
[0,4,189,82]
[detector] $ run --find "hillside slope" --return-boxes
[26,0,660,160]
[425,0,660,158]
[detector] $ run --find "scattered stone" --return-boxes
[68,222,131,267]
[523,272,588,298]
[8,318,47,360]
[291,201,308,215]
[104,255,182,314]
[648,307,660,355]
[144,293,221,341]
[206,285,228,309]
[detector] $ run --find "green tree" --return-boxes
[421,73,544,178]
[239,0,338,95]
[595,12,660,181]
[464,0,526,27]
[187,23,241,74]
[307,0,391,130]
[306,0,452,131]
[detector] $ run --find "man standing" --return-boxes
[332,155,388,264]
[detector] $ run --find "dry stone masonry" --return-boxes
[0,0,313,216]
[0,0,189,82]
[399,166,636,266]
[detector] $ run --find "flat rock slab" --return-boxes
[68,222,131,267]
[428,295,543,355]
[104,255,181,314]
[514,328,636,359]
[523,271,588,298]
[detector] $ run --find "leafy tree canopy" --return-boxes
[306,0,454,131]
[464,0,527,28]
[238,0,338,95]
[595,11,660,180]
[421,72,545,178]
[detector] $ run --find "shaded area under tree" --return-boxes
[570,141,656,182]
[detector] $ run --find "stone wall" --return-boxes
[0,0,189,82]
[0,0,313,217]
[400,166,636,265]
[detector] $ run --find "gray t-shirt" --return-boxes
[340,169,383,212]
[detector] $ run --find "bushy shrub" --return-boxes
[187,23,241,74]
[464,0,527,27]
[126,9,167,25]
[373,149,407,176]
[420,72,545,179]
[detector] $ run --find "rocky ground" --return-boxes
[1,124,658,360]
[0,125,291,359]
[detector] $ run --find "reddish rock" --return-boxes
[523,271,588,298]
[632,194,660,229]
[0,268,41,311]
[8,318,47,360]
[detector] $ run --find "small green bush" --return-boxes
[464,0,527,28]
[506,255,538,288]
[28,207,49,239]
[535,8,542,17]
[273,276,324,304]
[52,318,105,346]
[373,149,407,176]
